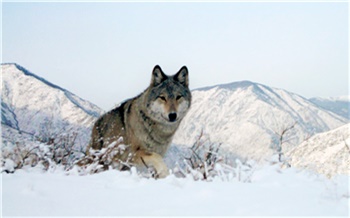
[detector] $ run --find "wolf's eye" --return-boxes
[158,96,166,101]
[176,95,183,100]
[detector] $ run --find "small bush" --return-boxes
[174,130,255,182]
[74,137,134,175]
[1,132,85,173]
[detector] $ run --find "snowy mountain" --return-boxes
[173,81,348,162]
[2,63,348,171]
[2,64,349,217]
[310,96,349,119]
[287,123,350,178]
[1,63,104,148]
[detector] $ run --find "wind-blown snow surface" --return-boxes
[1,65,349,216]
[288,123,350,178]
[174,81,348,161]
[2,166,349,216]
[1,63,104,148]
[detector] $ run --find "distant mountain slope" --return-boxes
[287,123,350,177]
[173,81,348,162]
[310,96,349,119]
[1,63,104,148]
[1,101,19,129]
[2,63,348,170]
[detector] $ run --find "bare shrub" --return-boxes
[175,129,254,182]
[1,140,52,173]
[75,137,133,175]
[270,121,297,167]
[49,132,86,169]
[1,129,85,173]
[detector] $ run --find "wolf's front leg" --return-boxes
[135,151,169,178]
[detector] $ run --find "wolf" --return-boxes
[87,65,191,178]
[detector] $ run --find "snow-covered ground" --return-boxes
[1,63,349,217]
[2,165,348,217]
[288,123,350,178]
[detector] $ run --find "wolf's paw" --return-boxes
[154,164,169,179]
[141,157,169,179]
[138,152,169,179]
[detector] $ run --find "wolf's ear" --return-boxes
[174,66,189,87]
[151,65,167,87]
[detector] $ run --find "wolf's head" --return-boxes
[145,65,191,125]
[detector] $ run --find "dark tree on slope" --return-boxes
[271,121,297,166]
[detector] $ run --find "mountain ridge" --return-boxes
[309,96,349,120]
[2,63,102,118]
[173,81,348,161]
[2,63,67,92]
[1,63,104,148]
[1,63,349,178]
[2,63,348,164]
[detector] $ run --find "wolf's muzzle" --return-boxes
[168,113,177,122]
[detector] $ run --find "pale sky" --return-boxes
[2,2,348,110]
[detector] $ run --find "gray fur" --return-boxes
[87,65,191,177]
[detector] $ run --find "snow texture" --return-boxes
[1,63,349,217]
[2,165,348,216]
[288,123,350,178]
[1,63,104,148]
[173,81,348,162]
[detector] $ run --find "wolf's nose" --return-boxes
[168,113,177,122]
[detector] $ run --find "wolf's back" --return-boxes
[88,100,130,152]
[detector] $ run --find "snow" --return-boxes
[288,123,350,177]
[313,96,350,102]
[310,96,350,120]
[3,159,15,173]
[1,64,104,147]
[2,64,349,217]
[173,81,348,162]
[2,165,348,216]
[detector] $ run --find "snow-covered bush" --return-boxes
[2,126,255,182]
[75,137,134,175]
[1,139,53,173]
[48,132,86,169]
[173,130,255,182]
[1,130,85,173]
